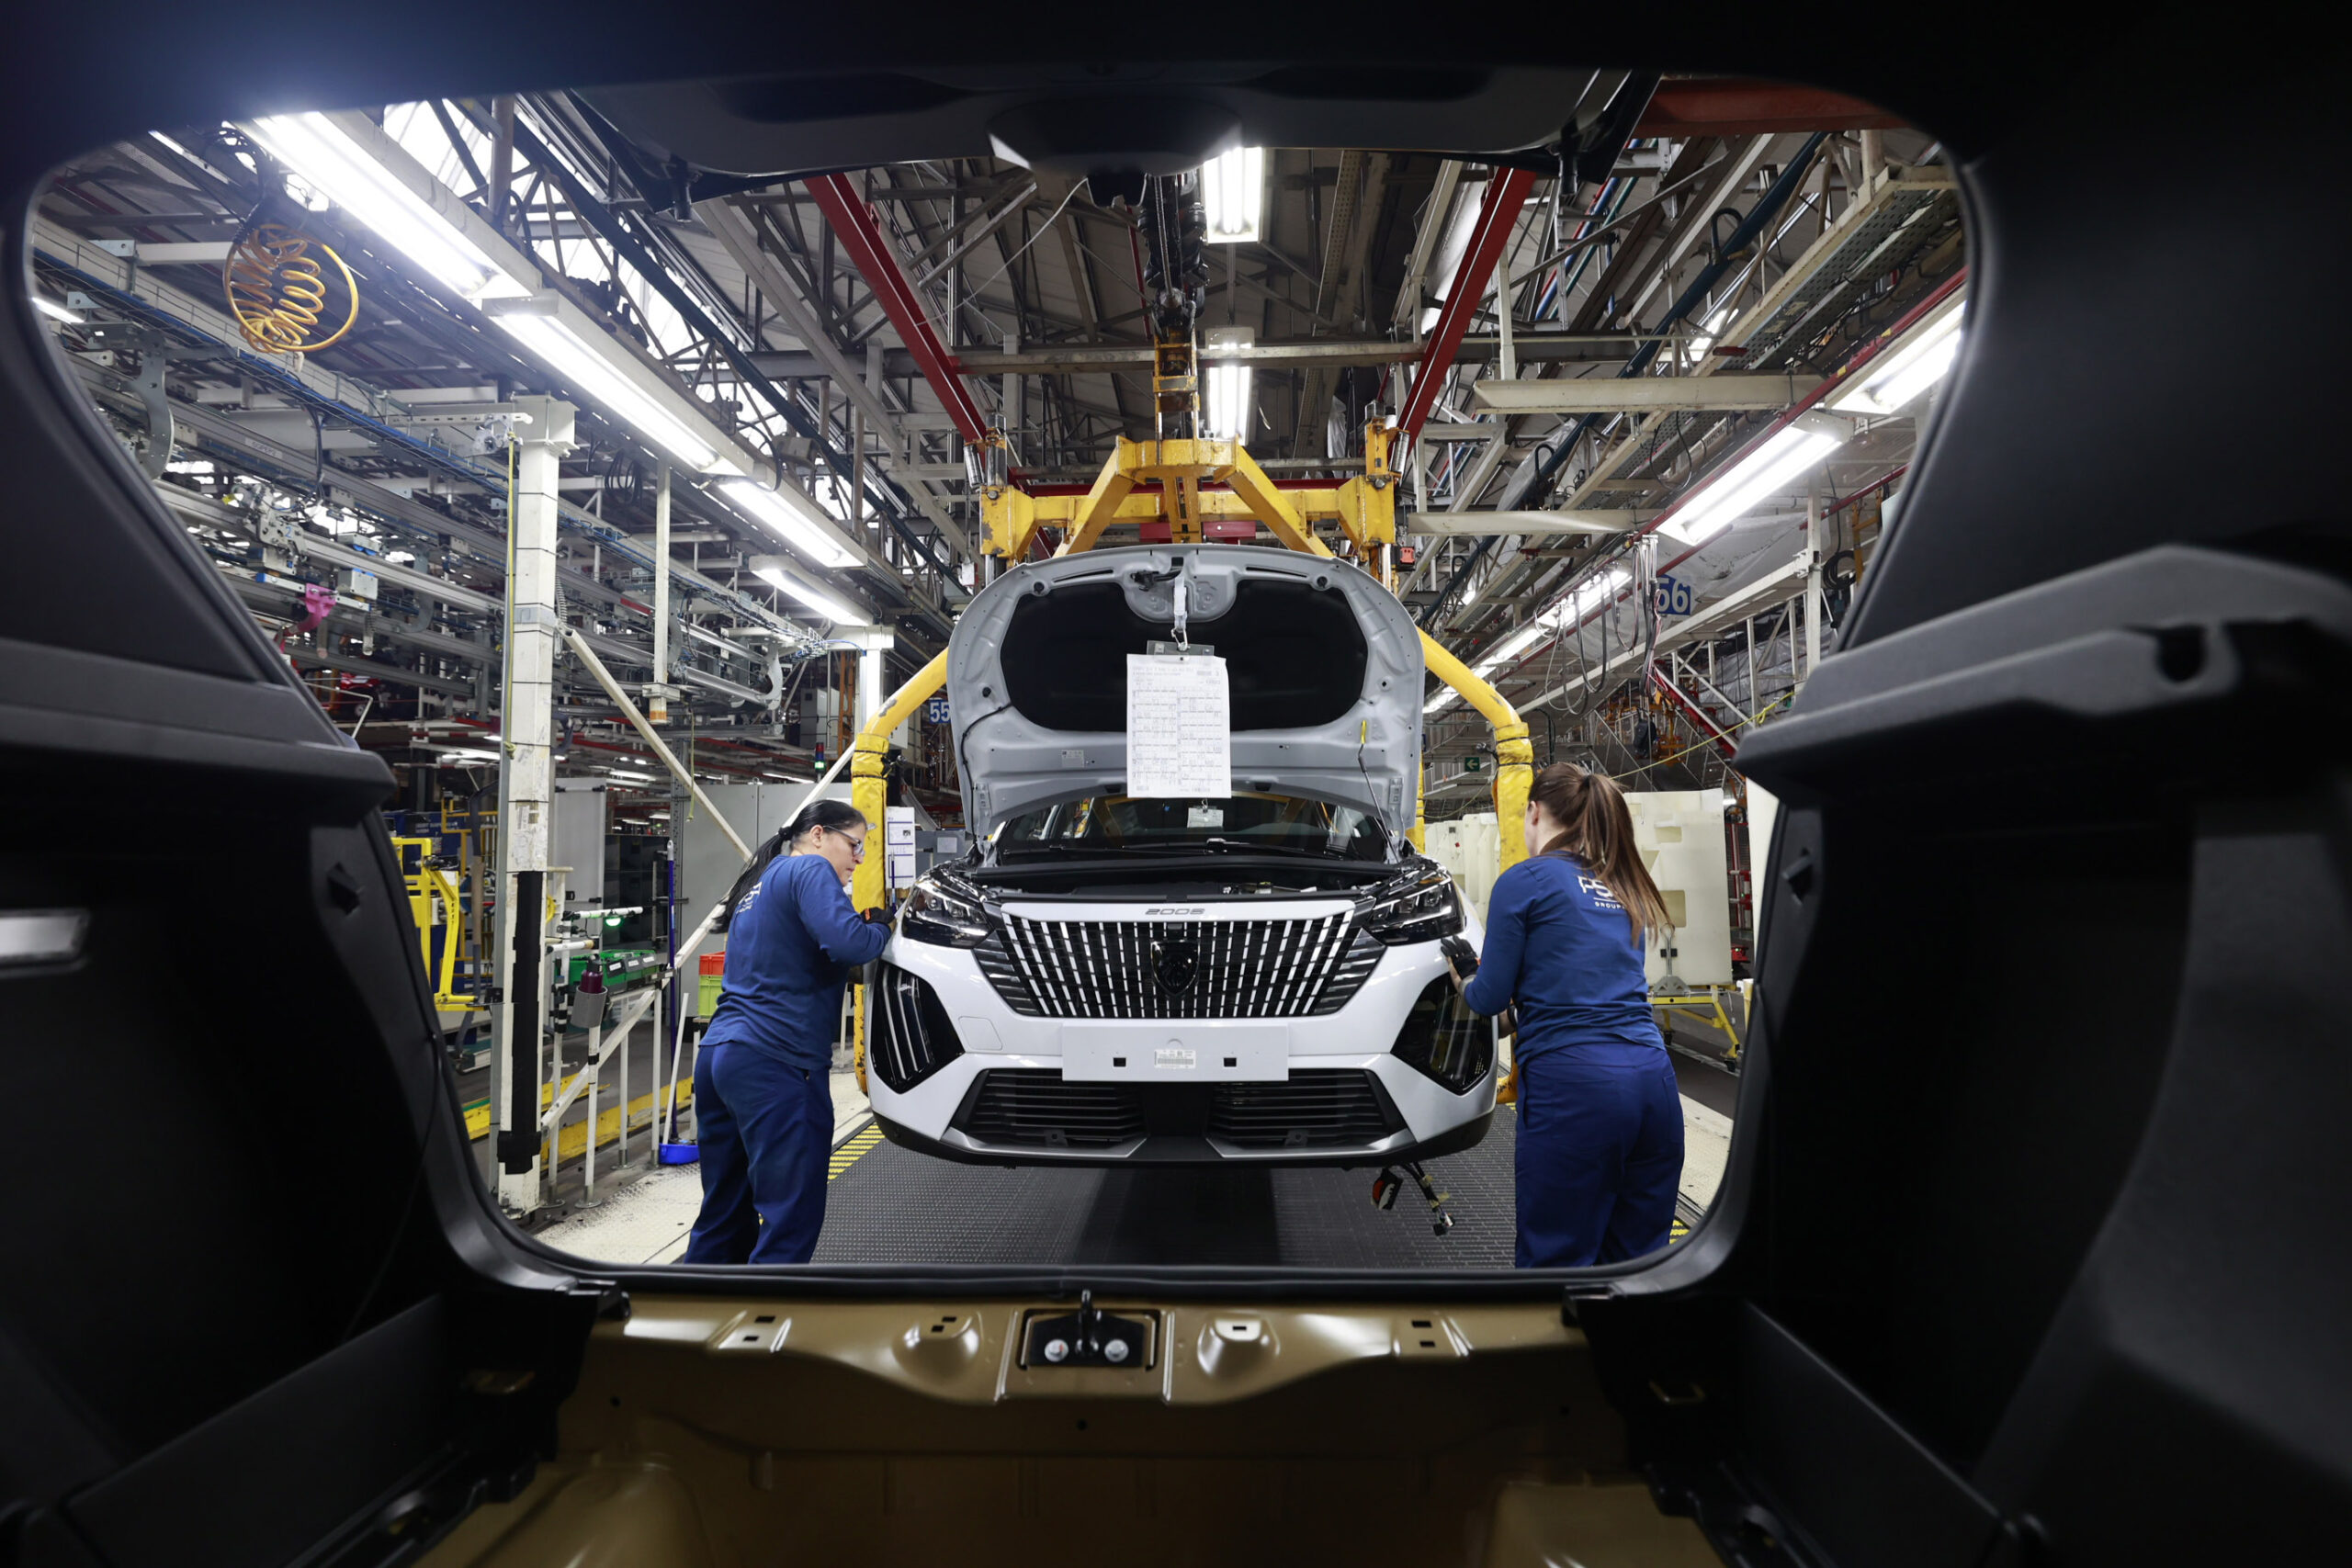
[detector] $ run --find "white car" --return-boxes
[867,544,1497,1166]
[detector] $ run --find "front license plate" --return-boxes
[1059,1022,1291,1081]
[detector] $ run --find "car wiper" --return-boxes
[1199,837,1339,858]
[998,839,1340,861]
[1077,838,1338,858]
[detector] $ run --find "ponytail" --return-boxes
[1527,762,1674,939]
[714,796,868,932]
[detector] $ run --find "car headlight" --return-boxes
[1357,863,1464,945]
[900,871,993,948]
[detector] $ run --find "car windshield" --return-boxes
[995,793,1391,861]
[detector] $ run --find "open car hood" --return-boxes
[948,546,1423,838]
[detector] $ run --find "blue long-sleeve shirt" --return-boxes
[1461,853,1663,1060]
[704,853,888,1069]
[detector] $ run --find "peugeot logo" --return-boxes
[1151,932,1201,996]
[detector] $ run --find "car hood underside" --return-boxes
[948,546,1424,837]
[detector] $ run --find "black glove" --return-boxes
[860,906,888,923]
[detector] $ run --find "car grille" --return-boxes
[1208,1070,1404,1149]
[956,1069,1145,1149]
[985,914,1375,1019]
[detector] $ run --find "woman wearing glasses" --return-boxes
[684,798,888,1264]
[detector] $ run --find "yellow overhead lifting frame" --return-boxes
[842,409,1532,1087]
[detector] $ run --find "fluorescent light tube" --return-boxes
[1205,362,1253,439]
[1424,687,1463,716]
[246,113,526,303]
[491,310,719,471]
[32,296,82,324]
[1660,426,1843,546]
[1201,147,1265,243]
[1827,299,1965,416]
[1470,568,1630,675]
[1474,619,1548,674]
[752,564,867,626]
[1568,567,1632,619]
[724,479,859,570]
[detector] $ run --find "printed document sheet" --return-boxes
[1125,653,1230,797]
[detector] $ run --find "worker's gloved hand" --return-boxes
[859,906,888,923]
[1440,934,1480,981]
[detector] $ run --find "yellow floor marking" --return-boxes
[828,1123,884,1181]
[460,1081,693,1158]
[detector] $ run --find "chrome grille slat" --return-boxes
[976,914,1363,1019]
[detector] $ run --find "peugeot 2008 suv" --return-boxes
[866,544,1497,1166]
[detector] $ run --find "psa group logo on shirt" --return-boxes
[1578,874,1624,911]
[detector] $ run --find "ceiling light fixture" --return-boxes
[1471,569,1631,676]
[1827,297,1966,416]
[31,296,82,325]
[245,113,527,303]
[488,304,719,471]
[752,563,867,626]
[1204,365,1253,438]
[725,479,860,570]
[1658,423,1843,547]
[1201,146,1265,243]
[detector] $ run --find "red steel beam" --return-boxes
[1397,166,1536,439]
[804,174,990,445]
[1636,79,1907,138]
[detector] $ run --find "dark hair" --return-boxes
[1526,762,1674,938]
[786,797,867,846]
[715,797,868,931]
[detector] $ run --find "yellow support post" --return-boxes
[845,649,951,1094]
[1056,437,1144,557]
[849,649,952,911]
[1418,632,1534,874]
[1329,419,1399,560]
[1225,441,1335,558]
[981,481,1037,560]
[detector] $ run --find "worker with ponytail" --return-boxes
[1458,762,1684,1266]
[684,797,888,1265]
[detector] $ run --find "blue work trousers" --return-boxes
[681,1042,831,1265]
[1513,1040,1685,1268]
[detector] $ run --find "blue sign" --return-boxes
[1655,574,1695,617]
[924,697,951,724]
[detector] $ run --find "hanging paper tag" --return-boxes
[1125,653,1230,798]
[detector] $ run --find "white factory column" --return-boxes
[491,394,575,1213]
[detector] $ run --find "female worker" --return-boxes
[1458,763,1684,1267]
[684,799,888,1265]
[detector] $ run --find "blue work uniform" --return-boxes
[1463,853,1683,1268]
[683,853,887,1265]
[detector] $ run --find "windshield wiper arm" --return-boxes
[1199,838,1337,857]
